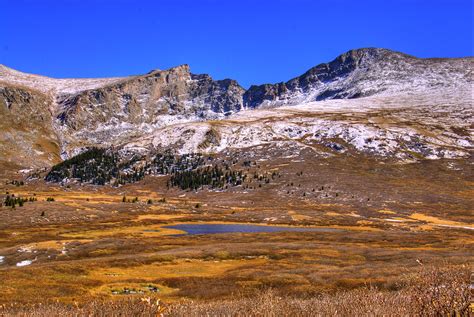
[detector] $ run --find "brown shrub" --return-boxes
[0,265,470,316]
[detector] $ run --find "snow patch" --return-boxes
[16,259,35,267]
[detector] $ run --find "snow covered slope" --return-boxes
[123,90,473,161]
[0,64,126,96]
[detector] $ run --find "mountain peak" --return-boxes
[336,47,416,64]
[243,47,470,108]
[145,64,190,76]
[168,64,191,73]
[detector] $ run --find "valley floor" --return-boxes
[0,154,472,315]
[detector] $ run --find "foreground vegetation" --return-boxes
[0,266,470,316]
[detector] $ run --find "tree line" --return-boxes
[44,148,275,193]
[3,195,37,208]
[169,165,246,190]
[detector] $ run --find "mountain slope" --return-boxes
[53,65,245,157]
[56,65,245,132]
[124,91,472,161]
[0,48,472,172]
[244,48,473,108]
[0,64,246,162]
[0,84,61,170]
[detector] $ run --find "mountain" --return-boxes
[0,48,472,173]
[0,63,245,167]
[56,65,245,131]
[243,48,472,108]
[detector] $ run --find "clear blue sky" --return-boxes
[1,0,472,88]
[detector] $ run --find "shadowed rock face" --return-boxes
[243,83,288,109]
[188,75,244,114]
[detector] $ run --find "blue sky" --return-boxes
[1,0,472,88]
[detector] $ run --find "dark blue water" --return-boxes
[163,223,340,235]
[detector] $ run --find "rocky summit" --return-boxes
[244,48,472,107]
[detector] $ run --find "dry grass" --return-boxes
[59,224,186,238]
[0,265,470,316]
[409,213,473,230]
[168,265,471,316]
[90,258,268,281]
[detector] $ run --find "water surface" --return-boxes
[164,223,340,235]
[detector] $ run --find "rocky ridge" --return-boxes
[243,48,472,107]
[0,48,472,171]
